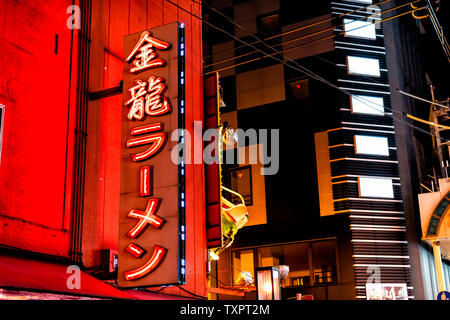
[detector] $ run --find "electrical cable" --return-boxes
[198,0,441,141]
[167,0,448,143]
[199,0,450,144]
[139,285,172,294]
[204,2,411,69]
[398,89,449,109]
[175,285,208,299]
[202,0,396,61]
[204,2,420,71]
[209,272,228,287]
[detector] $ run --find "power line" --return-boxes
[204,1,419,71]
[204,2,402,69]
[167,0,446,142]
[199,0,443,142]
[175,285,208,299]
[202,0,396,61]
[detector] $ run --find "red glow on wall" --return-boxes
[124,245,167,281]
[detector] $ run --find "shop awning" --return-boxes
[0,253,134,299]
[0,253,195,300]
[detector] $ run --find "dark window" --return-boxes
[288,78,310,100]
[312,240,338,284]
[229,166,253,205]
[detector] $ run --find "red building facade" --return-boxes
[0,0,206,299]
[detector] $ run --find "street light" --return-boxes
[255,267,281,300]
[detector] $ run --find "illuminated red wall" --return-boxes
[0,0,76,257]
[0,0,206,298]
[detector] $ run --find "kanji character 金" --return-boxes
[126,31,171,74]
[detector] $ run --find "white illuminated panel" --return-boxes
[343,19,376,40]
[347,56,380,77]
[358,177,394,198]
[351,95,384,115]
[354,135,389,156]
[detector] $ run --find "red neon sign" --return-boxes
[126,31,171,73]
[124,245,167,281]
[125,243,146,258]
[126,198,165,239]
[140,166,152,197]
[125,77,171,120]
[127,131,166,162]
[119,23,182,287]
[121,29,173,282]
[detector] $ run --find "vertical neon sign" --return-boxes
[118,22,186,288]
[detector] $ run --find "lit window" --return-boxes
[347,56,380,77]
[358,177,394,198]
[354,135,389,156]
[351,95,384,115]
[343,19,376,40]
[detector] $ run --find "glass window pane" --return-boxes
[347,56,380,77]
[312,240,337,284]
[354,135,389,156]
[343,19,376,40]
[232,249,255,286]
[358,177,394,198]
[351,95,384,115]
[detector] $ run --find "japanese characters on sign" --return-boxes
[118,22,186,288]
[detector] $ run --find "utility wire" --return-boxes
[167,0,446,142]
[200,0,446,142]
[201,1,409,115]
[398,89,449,109]
[202,0,396,61]
[175,285,208,299]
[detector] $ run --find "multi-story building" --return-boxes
[203,0,450,300]
[0,0,448,301]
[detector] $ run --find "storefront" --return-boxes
[0,0,207,300]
